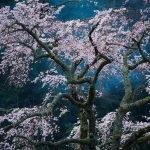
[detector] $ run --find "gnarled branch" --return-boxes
[123,96,150,111]
[16,21,69,72]
[122,125,150,150]
[16,135,91,148]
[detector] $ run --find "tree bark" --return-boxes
[79,109,88,150]
[112,108,126,150]
[87,106,96,150]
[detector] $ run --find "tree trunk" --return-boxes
[79,109,88,150]
[87,106,96,150]
[112,108,126,150]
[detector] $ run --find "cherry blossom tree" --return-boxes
[0,0,149,150]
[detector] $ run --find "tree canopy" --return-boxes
[0,0,149,150]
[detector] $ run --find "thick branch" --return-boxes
[137,42,150,63]
[78,54,102,78]
[106,42,137,50]
[122,125,150,150]
[78,23,113,79]
[16,21,69,72]
[16,135,91,148]
[123,134,150,150]
[2,93,66,132]
[112,45,135,150]
[123,96,150,111]
[87,84,95,105]
[86,60,110,105]
[132,30,150,63]
[128,59,147,70]
[54,93,85,108]
[93,60,110,84]
[3,111,49,132]
[135,134,150,145]
[89,22,99,56]
[121,47,134,105]
[78,64,89,78]
[71,58,83,74]
[78,52,112,79]
[88,22,112,62]
[68,77,92,84]
[36,138,91,147]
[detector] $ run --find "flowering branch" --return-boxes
[16,21,69,72]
